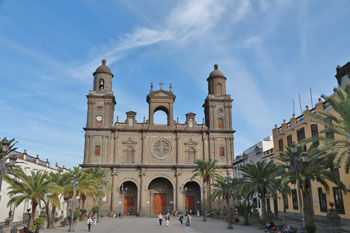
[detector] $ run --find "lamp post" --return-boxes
[181,185,188,213]
[0,140,15,194]
[97,182,102,223]
[285,142,307,232]
[225,171,233,230]
[120,184,128,217]
[68,172,78,232]
[202,184,207,221]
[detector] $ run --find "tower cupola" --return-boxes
[207,64,226,96]
[93,59,114,93]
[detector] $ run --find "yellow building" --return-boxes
[272,61,350,225]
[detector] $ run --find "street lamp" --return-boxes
[97,182,102,223]
[68,172,78,232]
[225,171,233,230]
[120,184,128,217]
[202,184,207,222]
[181,185,188,213]
[286,142,306,232]
[0,140,16,194]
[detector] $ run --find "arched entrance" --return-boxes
[148,177,174,215]
[183,181,201,214]
[120,181,138,215]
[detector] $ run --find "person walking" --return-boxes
[93,213,97,225]
[87,216,93,232]
[186,213,192,228]
[179,213,184,225]
[165,214,170,227]
[158,213,163,226]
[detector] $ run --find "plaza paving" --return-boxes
[41,216,263,233]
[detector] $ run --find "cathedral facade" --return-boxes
[82,60,235,216]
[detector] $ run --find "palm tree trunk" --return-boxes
[260,193,267,225]
[49,206,56,229]
[29,201,38,228]
[206,180,211,212]
[45,202,50,229]
[302,185,315,232]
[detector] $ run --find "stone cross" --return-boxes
[159,82,164,90]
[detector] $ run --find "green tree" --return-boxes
[239,161,283,224]
[278,144,346,233]
[192,158,220,211]
[3,169,60,228]
[85,167,109,206]
[46,172,64,229]
[311,85,350,172]
[0,138,18,192]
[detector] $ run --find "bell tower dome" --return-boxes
[207,64,227,96]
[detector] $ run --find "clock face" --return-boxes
[96,116,103,121]
[152,139,171,159]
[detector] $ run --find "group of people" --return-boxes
[158,212,192,228]
[265,221,292,233]
[86,213,98,232]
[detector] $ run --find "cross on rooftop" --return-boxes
[159,82,164,90]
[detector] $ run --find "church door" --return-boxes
[124,196,134,215]
[185,196,195,212]
[153,193,166,215]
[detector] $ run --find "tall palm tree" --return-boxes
[311,85,350,172]
[192,158,220,212]
[3,169,60,228]
[278,144,346,233]
[46,172,64,229]
[239,161,283,224]
[85,167,109,207]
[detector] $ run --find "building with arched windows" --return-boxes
[81,60,235,216]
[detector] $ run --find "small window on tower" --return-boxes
[218,118,224,128]
[99,79,104,90]
[95,145,101,156]
[220,147,225,157]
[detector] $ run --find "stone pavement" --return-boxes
[41,216,263,233]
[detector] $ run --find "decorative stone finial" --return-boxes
[283,119,286,123]
[306,105,309,110]
[169,83,173,92]
[102,59,106,65]
[292,114,295,118]
[318,98,322,102]
[117,116,119,122]
[36,154,39,158]
[274,124,277,128]
[150,82,153,92]
[159,82,164,90]
[214,64,218,70]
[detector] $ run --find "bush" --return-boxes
[91,206,99,214]
[31,217,44,231]
[55,217,60,222]
[80,209,87,216]
[69,209,81,220]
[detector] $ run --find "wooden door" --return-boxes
[124,196,134,215]
[153,193,166,215]
[185,196,195,212]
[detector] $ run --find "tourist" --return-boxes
[93,213,97,225]
[23,224,33,233]
[233,215,240,224]
[178,213,184,224]
[87,216,93,232]
[158,213,163,226]
[186,213,192,228]
[165,213,170,227]
[279,224,291,233]
[265,221,276,232]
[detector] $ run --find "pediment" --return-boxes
[122,137,137,145]
[184,138,198,146]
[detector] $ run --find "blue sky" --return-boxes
[1,0,350,168]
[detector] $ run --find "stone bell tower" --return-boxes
[86,59,116,128]
[203,64,233,130]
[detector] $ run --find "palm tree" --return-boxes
[85,167,109,207]
[3,169,60,228]
[311,85,350,172]
[278,144,346,233]
[46,172,64,229]
[239,161,283,224]
[192,158,220,212]
[211,176,240,222]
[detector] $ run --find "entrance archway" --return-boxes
[183,181,201,215]
[120,181,138,215]
[148,177,174,215]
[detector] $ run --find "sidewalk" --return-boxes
[41,216,263,233]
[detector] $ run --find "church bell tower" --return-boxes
[203,64,233,130]
[86,59,116,128]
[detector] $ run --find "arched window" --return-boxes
[99,79,105,90]
[95,145,101,156]
[126,147,134,164]
[187,147,195,164]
